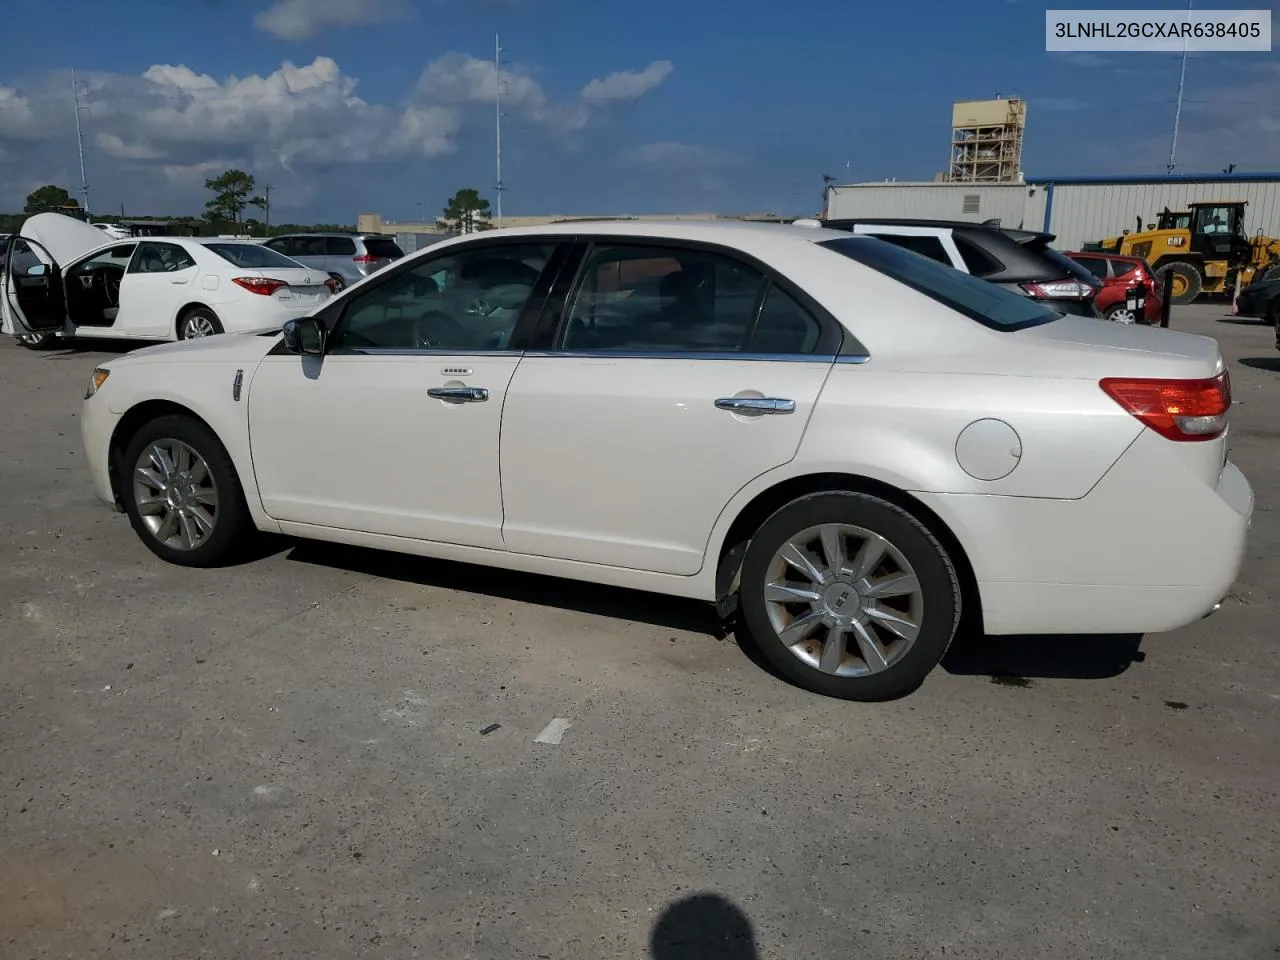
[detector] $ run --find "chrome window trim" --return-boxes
[522,349,870,363]
[326,347,526,357]
[321,347,872,363]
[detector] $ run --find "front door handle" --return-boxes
[714,397,795,415]
[428,385,489,403]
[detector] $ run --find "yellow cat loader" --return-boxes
[1091,201,1280,305]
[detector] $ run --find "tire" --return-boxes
[177,306,224,340]
[1156,261,1202,306]
[18,331,59,350]
[1104,303,1137,325]
[737,491,962,701]
[119,414,251,567]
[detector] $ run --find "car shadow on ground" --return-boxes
[281,539,1146,690]
[1215,316,1270,326]
[1240,357,1280,372]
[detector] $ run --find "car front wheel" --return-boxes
[738,492,962,701]
[120,414,250,566]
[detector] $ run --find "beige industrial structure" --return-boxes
[948,98,1026,184]
[823,173,1280,253]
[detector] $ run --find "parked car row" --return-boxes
[1,216,405,349]
[64,218,1252,703]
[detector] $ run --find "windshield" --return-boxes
[820,236,1061,331]
[204,242,304,269]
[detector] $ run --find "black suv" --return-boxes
[820,218,1103,317]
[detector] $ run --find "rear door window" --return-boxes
[326,237,357,256]
[1071,255,1109,279]
[821,236,1060,331]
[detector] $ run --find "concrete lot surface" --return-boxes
[1,305,1277,959]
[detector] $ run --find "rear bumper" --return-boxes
[915,433,1252,636]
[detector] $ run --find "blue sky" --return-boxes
[1,0,1277,223]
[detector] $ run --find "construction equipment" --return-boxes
[1091,201,1280,305]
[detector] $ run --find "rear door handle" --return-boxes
[428,386,489,403]
[714,397,795,415]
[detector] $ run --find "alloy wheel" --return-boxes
[762,523,924,677]
[184,315,218,338]
[1109,307,1137,324]
[132,439,220,551]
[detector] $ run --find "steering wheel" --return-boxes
[412,310,471,349]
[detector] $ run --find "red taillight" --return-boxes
[1100,372,1231,442]
[352,254,380,263]
[232,277,287,296]
[1021,279,1095,300]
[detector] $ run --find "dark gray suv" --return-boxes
[262,232,404,288]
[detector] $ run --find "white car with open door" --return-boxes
[77,220,1252,701]
[1,214,334,349]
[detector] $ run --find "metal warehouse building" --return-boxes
[824,173,1280,252]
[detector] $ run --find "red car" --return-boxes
[1065,251,1163,324]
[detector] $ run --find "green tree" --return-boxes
[24,185,80,215]
[441,188,492,233]
[204,169,256,227]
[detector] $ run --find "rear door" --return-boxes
[116,241,200,338]
[2,238,65,335]
[498,240,841,575]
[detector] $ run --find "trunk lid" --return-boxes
[1020,315,1224,380]
[20,213,111,266]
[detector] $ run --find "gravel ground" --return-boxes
[1,304,1277,959]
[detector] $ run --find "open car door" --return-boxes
[3,237,65,337]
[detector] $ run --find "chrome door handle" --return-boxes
[428,386,489,403]
[714,397,795,414]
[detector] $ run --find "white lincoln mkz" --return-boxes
[78,220,1253,700]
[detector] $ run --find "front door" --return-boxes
[3,238,66,335]
[247,239,561,548]
[499,241,839,576]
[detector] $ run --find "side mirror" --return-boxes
[281,317,326,356]
[26,263,49,277]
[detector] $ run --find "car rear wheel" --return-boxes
[18,331,59,350]
[178,307,224,340]
[737,492,962,701]
[1156,261,1202,305]
[120,414,251,567]
[1104,303,1137,324]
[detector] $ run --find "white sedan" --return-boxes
[77,220,1253,700]
[2,214,333,348]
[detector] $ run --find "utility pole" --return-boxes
[495,33,504,228]
[260,184,272,232]
[1167,0,1192,174]
[71,70,91,216]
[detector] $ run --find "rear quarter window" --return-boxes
[820,236,1060,331]
[204,243,304,269]
[362,237,404,259]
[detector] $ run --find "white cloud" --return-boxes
[0,51,674,215]
[254,0,413,41]
[579,61,673,104]
[413,53,672,132]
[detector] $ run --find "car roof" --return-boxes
[823,217,1057,244]
[1066,250,1147,263]
[437,218,853,247]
